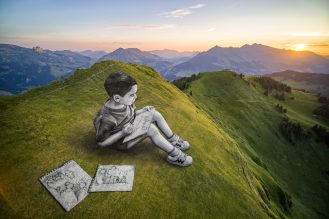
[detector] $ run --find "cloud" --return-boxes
[107,24,176,30]
[189,4,205,9]
[160,3,205,18]
[308,44,329,47]
[286,43,329,49]
[159,9,192,18]
[207,28,216,32]
[142,24,176,30]
[289,32,329,37]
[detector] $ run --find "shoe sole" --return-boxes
[166,157,192,167]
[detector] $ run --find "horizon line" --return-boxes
[1,41,328,56]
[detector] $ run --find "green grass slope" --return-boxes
[182,71,329,219]
[1,61,274,219]
[268,70,329,97]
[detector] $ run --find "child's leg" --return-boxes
[152,110,174,138]
[127,124,192,166]
[147,124,175,153]
[125,124,174,152]
[152,110,190,150]
[147,124,193,166]
[119,111,173,150]
[126,134,147,149]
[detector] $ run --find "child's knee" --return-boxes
[147,124,159,137]
[153,110,162,121]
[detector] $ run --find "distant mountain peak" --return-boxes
[252,43,263,46]
[125,48,142,52]
[32,46,44,53]
[241,43,266,48]
[97,47,172,74]
[111,48,143,54]
[207,45,223,53]
[211,45,222,49]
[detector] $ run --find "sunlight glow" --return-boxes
[293,44,306,51]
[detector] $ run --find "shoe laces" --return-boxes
[171,135,183,145]
[174,151,186,163]
[177,137,185,145]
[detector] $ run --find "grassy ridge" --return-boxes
[183,71,329,218]
[0,61,271,218]
[268,70,329,97]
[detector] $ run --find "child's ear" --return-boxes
[113,94,121,103]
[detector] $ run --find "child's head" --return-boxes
[104,72,138,105]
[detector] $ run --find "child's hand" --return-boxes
[143,106,154,112]
[123,123,133,135]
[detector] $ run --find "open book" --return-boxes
[123,108,155,143]
[39,160,92,212]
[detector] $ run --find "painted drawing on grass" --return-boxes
[89,165,135,192]
[39,160,92,212]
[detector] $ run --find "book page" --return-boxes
[39,160,92,212]
[89,165,135,192]
[123,108,155,143]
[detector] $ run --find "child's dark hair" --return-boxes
[104,72,137,97]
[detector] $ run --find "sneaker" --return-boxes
[167,150,193,167]
[169,134,190,151]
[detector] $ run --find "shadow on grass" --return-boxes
[68,127,157,158]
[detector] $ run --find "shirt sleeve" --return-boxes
[130,104,136,115]
[94,113,116,143]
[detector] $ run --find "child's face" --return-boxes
[118,85,137,106]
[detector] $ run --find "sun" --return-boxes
[293,44,306,51]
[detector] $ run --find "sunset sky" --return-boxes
[0,0,328,55]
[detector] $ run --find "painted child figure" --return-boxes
[94,72,193,167]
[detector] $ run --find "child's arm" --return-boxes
[135,106,154,115]
[97,123,133,147]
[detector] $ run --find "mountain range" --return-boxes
[0,44,91,95]
[2,43,329,95]
[165,44,329,80]
[97,45,329,81]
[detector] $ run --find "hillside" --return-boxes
[0,44,91,95]
[165,44,329,80]
[268,70,329,96]
[0,61,274,218]
[176,71,329,218]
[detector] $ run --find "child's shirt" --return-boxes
[94,100,136,143]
